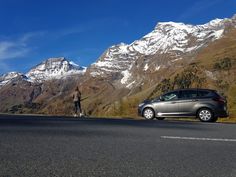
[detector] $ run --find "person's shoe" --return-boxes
[73,114,77,117]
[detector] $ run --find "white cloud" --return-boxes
[0,41,29,60]
[0,31,46,61]
[19,31,46,44]
[0,32,45,73]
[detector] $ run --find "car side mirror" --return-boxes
[159,96,164,101]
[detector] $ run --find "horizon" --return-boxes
[0,0,236,75]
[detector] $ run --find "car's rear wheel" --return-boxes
[156,117,165,120]
[143,108,155,120]
[197,108,214,122]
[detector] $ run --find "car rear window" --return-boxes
[197,90,212,97]
[213,91,224,98]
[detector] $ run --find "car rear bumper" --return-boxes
[211,103,228,118]
[215,110,229,118]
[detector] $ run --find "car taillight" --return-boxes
[212,97,226,104]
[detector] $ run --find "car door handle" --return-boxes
[192,99,198,102]
[170,102,177,104]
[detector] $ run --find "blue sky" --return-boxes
[0,0,235,75]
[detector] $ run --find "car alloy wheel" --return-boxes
[143,108,155,120]
[198,109,213,122]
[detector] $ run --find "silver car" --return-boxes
[138,89,228,122]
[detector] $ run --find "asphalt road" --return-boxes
[0,115,236,177]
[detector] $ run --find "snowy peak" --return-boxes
[155,21,194,31]
[0,57,87,86]
[1,72,23,80]
[93,15,236,63]
[0,72,29,87]
[26,57,86,82]
[206,18,224,27]
[137,18,227,55]
[155,18,224,29]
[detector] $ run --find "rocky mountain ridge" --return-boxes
[0,57,86,87]
[0,72,29,88]
[88,15,236,88]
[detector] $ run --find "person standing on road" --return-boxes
[72,86,82,117]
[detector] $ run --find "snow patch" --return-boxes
[171,58,183,62]
[144,64,149,71]
[126,81,136,89]
[155,66,161,71]
[214,29,224,40]
[121,70,131,84]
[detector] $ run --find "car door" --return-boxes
[155,91,180,116]
[178,90,199,116]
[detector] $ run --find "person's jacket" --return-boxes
[72,90,81,102]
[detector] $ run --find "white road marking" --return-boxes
[161,136,236,142]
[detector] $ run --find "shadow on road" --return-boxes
[0,114,210,131]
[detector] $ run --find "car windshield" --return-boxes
[153,96,161,101]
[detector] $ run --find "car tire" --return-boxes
[143,108,155,120]
[197,108,214,122]
[156,117,165,120]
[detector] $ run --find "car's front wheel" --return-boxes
[197,108,214,122]
[143,108,155,120]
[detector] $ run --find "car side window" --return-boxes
[162,91,179,101]
[179,90,198,99]
[198,90,211,97]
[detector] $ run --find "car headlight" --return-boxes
[139,103,145,107]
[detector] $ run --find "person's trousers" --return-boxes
[74,101,81,114]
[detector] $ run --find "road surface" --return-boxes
[0,115,236,177]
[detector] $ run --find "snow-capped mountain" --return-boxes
[0,72,29,88]
[26,57,86,82]
[89,15,236,87]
